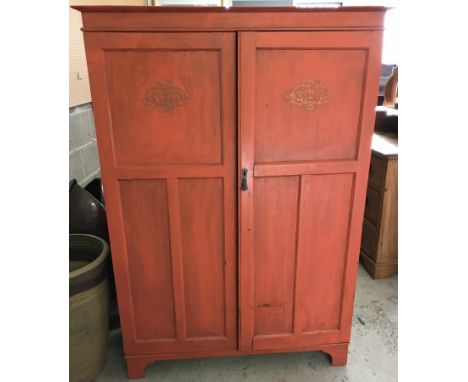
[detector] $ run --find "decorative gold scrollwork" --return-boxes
[144,80,190,112]
[286,79,331,111]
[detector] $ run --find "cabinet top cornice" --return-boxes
[72,6,387,32]
[72,6,387,13]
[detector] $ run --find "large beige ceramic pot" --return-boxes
[69,234,109,382]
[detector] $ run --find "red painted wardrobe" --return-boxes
[74,6,386,378]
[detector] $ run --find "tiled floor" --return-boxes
[96,265,397,381]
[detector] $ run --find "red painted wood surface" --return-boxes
[74,6,386,33]
[84,31,237,356]
[238,30,383,353]
[77,6,385,378]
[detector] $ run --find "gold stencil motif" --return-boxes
[144,81,190,112]
[286,79,331,111]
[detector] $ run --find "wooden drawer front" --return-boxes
[361,218,377,259]
[364,186,381,225]
[368,155,386,189]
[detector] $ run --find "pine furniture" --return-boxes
[360,131,398,279]
[74,6,386,378]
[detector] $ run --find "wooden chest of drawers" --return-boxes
[360,132,398,279]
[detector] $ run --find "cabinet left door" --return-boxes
[83,32,237,356]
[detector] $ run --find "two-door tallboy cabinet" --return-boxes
[74,6,386,378]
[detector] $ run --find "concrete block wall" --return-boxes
[69,103,100,186]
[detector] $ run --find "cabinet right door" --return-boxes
[238,31,383,352]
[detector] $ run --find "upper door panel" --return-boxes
[100,33,226,167]
[255,47,366,162]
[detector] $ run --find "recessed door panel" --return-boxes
[120,179,176,340]
[179,178,226,338]
[255,49,366,163]
[253,176,299,336]
[106,49,222,166]
[300,174,354,333]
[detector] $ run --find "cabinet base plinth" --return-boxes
[322,343,349,366]
[126,357,151,380]
[125,343,350,379]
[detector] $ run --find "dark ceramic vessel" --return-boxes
[69,179,120,330]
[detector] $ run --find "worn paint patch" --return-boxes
[257,302,285,309]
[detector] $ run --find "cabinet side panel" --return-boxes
[253,176,299,336]
[301,174,354,332]
[378,158,398,263]
[120,179,176,340]
[178,178,226,338]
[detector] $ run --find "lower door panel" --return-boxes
[252,174,354,350]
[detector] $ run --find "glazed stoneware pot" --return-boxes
[84,177,105,206]
[69,234,109,382]
[69,179,120,330]
[69,179,109,242]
